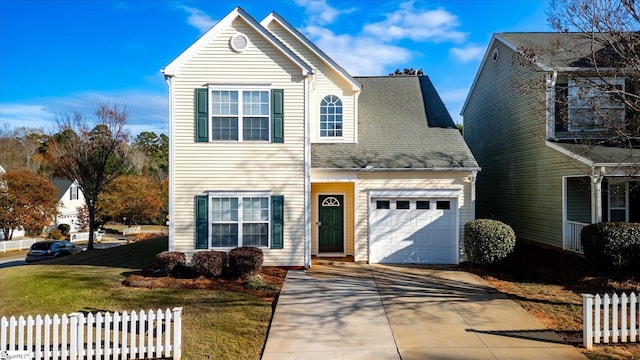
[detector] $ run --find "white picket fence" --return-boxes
[1,308,182,359]
[583,292,639,349]
[0,238,36,253]
[69,231,103,243]
[122,227,141,236]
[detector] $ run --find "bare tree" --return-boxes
[49,103,133,250]
[546,0,640,147]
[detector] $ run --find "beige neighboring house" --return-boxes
[162,7,479,267]
[50,179,87,233]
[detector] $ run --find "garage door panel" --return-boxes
[370,198,458,264]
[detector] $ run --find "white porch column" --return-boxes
[590,167,605,223]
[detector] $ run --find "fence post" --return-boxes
[583,294,594,349]
[172,307,182,360]
[70,313,80,360]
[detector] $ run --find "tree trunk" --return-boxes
[87,205,96,250]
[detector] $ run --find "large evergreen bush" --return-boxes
[581,222,640,271]
[464,219,516,266]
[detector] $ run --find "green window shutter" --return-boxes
[271,195,284,249]
[271,89,284,143]
[195,195,208,249]
[195,88,209,142]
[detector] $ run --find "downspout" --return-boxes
[164,74,175,252]
[470,170,478,219]
[545,71,558,139]
[591,166,605,224]
[304,74,312,268]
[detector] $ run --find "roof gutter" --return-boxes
[312,167,482,172]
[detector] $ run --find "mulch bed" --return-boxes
[460,240,640,294]
[124,267,288,305]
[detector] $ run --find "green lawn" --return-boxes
[0,237,272,360]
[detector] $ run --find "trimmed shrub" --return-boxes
[581,222,640,271]
[48,229,65,240]
[228,247,264,280]
[192,250,228,278]
[245,274,277,291]
[156,251,186,276]
[464,219,516,266]
[57,223,71,236]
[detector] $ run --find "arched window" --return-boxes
[320,95,343,137]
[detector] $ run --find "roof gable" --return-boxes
[461,32,635,115]
[260,12,361,91]
[51,178,75,201]
[162,7,312,77]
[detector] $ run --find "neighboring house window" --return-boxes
[195,193,284,249]
[320,95,343,137]
[608,180,628,222]
[566,78,625,132]
[211,89,269,141]
[70,186,79,200]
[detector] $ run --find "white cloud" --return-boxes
[0,104,58,133]
[363,2,467,43]
[179,6,217,33]
[304,26,412,75]
[0,91,168,137]
[449,45,485,63]
[293,0,353,25]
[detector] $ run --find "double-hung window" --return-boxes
[210,195,269,247]
[567,78,625,132]
[211,89,270,141]
[608,180,628,222]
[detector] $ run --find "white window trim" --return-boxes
[208,191,272,249]
[608,179,629,222]
[208,85,272,142]
[567,77,625,132]
[319,94,344,139]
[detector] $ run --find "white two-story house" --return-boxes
[163,7,479,267]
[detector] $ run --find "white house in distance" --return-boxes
[162,7,479,267]
[50,179,86,233]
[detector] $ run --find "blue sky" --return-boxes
[0,0,551,136]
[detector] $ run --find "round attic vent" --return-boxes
[492,48,499,62]
[230,33,248,52]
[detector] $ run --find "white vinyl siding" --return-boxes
[170,19,306,266]
[264,21,358,143]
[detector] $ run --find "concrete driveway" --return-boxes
[262,261,585,360]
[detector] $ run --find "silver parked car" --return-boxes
[25,240,83,263]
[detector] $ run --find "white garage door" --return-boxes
[369,198,458,264]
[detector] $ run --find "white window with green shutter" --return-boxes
[195,192,284,249]
[195,86,284,143]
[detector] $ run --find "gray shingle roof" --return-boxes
[311,76,479,170]
[51,178,74,201]
[498,32,620,68]
[551,142,640,166]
